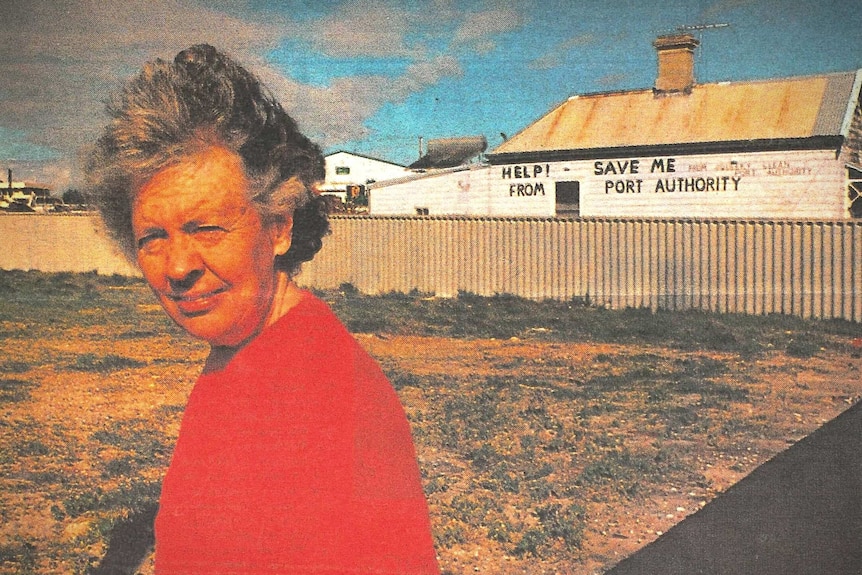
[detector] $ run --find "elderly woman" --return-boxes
[86,45,439,574]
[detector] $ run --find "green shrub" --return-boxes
[0,379,35,403]
[69,354,146,373]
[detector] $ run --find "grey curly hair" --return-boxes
[85,44,329,276]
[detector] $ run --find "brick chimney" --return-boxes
[653,33,700,94]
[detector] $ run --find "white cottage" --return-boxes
[370,34,862,220]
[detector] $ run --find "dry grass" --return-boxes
[0,271,860,574]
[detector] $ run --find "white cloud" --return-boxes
[256,54,462,146]
[529,33,597,70]
[0,0,290,185]
[0,0,486,188]
[453,8,527,48]
[296,0,417,58]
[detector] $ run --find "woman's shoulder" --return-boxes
[279,290,351,340]
[244,290,362,363]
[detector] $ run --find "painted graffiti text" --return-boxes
[502,164,550,179]
[509,183,546,196]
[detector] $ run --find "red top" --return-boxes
[155,292,439,574]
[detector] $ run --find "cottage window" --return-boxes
[336,166,350,175]
[849,166,862,218]
[555,181,580,216]
[415,207,429,215]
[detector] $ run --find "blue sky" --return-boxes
[1,0,861,190]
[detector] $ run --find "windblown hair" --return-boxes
[86,44,328,276]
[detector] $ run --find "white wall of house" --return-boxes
[369,165,555,216]
[561,148,846,219]
[369,148,852,219]
[321,152,409,193]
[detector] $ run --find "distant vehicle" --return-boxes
[0,190,72,213]
[5,202,35,212]
[0,190,37,212]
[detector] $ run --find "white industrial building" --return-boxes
[319,151,409,204]
[370,34,862,220]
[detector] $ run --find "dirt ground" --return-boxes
[358,334,862,574]
[1,315,861,574]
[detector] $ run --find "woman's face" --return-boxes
[131,145,291,348]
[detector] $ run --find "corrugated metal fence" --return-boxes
[304,216,862,322]
[1,214,860,322]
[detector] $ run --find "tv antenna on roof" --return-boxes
[676,23,730,32]
[673,23,730,81]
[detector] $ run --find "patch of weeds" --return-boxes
[385,370,457,391]
[0,378,35,403]
[577,449,660,492]
[439,389,508,449]
[0,540,37,573]
[0,447,14,465]
[313,284,853,355]
[524,462,555,481]
[536,503,585,551]
[157,404,186,416]
[583,367,653,392]
[117,329,160,339]
[424,475,450,495]
[449,494,485,524]
[486,515,514,543]
[720,417,767,437]
[1,360,31,373]
[528,478,556,501]
[69,353,146,373]
[665,380,749,405]
[101,479,161,512]
[98,274,142,287]
[50,504,66,521]
[579,402,621,417]
[466,443,502,471]
[481,466,521,494]
[701,382,749,403]
[521,405,561,432]
[677,314,761,354]
[522,376,581,400]
[22,470,66,485]
[91,419,169,465]
[63,479,161,518]
[547,427,582,452]
[93,515,120,542]
[647,386,670,404]
[512,528,547,557]
[434,519,467,548]
[102,457,134,478]
[674,356,727,379]
[520,434,539,451]
[660,405,703,435]
[64,487,104,517]
[785,337,823,358]
[588,433,624,451]
[13,439,51,457]
[344,314,391,334]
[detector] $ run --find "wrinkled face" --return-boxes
[131,146,290,348]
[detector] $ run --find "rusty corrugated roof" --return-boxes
[493,70,861,154]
